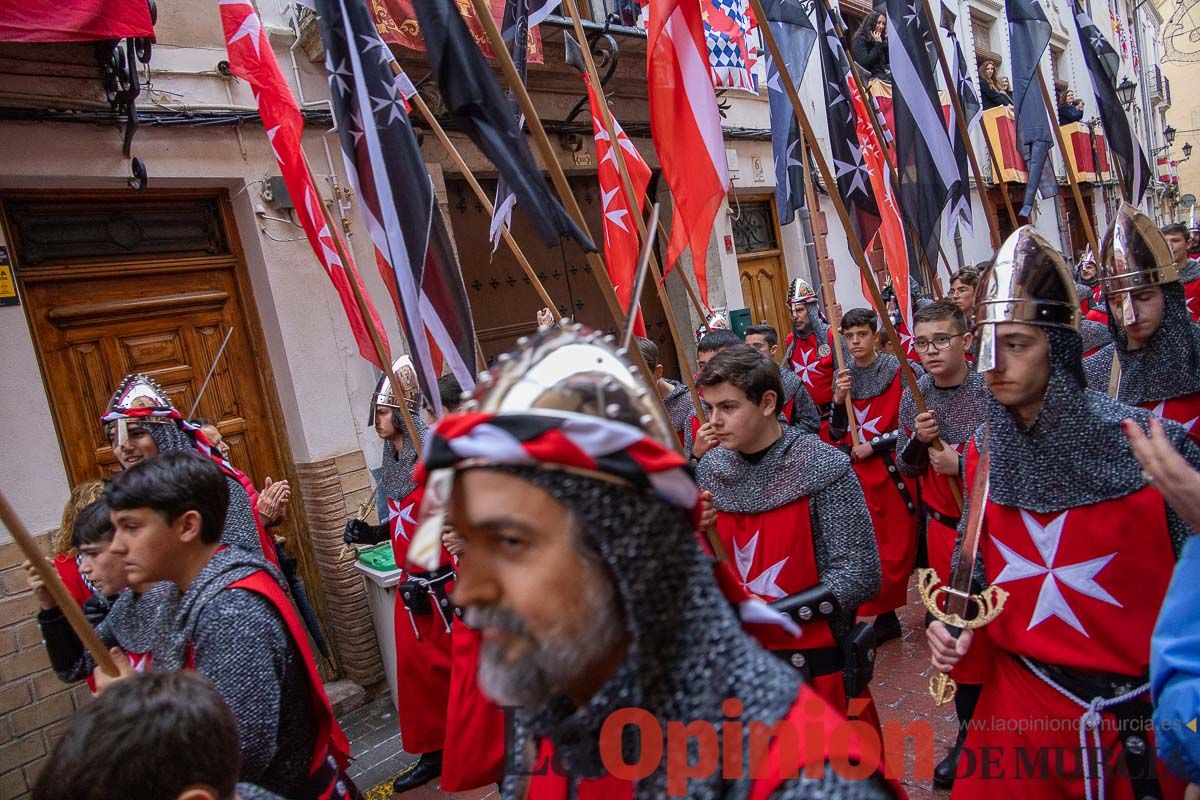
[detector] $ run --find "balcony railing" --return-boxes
[545,0,647,36]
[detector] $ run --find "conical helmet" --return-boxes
[974,225,1079,372]
[104,374,175,446]
[694,311,730,342]
[408,325,688,569]
[787,278,817,306]
[1098,202,1178,326]
[368,355,421,424]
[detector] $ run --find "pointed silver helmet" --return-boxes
[368,355,421,424]
[973,225,1079,372]
[1098,202,1178,327]
[787,277,817,306]
[104,374,176,447]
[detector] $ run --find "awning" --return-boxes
[1060,122,1112,184]
[0,0,154,43]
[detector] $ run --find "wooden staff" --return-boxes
[558,11,708,420]
[799,136,860,447]
[919,0,1005,251]
[0,491,118,677]
[317,186,422,447]
[1036,71,1101,257]
[750,0,961,508]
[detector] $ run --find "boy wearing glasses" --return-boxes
[895,299,989,789]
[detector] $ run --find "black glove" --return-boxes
[343,518,388,545]
[82,596,112,627]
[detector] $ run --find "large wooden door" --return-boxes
[1,190,327,646]
[733,196,791,348]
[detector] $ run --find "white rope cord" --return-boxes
[1020,656,1149,800]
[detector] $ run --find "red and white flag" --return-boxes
[648,0,730,307]
[583,72,651,336]
[848,75,911,331]
[218,0,391,371]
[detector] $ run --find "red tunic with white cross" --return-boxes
[1143,392,1200,445]
[1184,275,1200,323]
[387,487,453,755]
[954,442,1185,800]
[785,328,837,442]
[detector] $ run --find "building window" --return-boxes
[731,201,778,254]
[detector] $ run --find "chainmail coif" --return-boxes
[896,371,988,478]
[378,413,427,502]
[1083,282,1200,405]
[492,466,891,800]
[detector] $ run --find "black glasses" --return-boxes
[913,334,963,353]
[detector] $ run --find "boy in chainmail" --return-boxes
[829,308,920,645]
[929,226,1200,799]
[782,278,840,441]
[1161,221,1200,321]
[744,322,822,434]
[1085,204,1200,444]
[407,326,900,799]
[105,451,355,799]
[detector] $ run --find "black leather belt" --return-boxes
[773,646,843,679]
[925,506,961,530]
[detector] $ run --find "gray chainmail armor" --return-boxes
[780,366,821,433]
[378,413,427,502]
[1079,317,1113,354]
[696,426,881,640]
[784,303,831,362]
[52,582,178,682]
[494,466,892,800]
[1082,282,1200,405]
[147,424,263,556]
[847,353,901,400]
[1179,259,1200,284]
[953,327,1200,587]
[661,379,693,435]
[896,371,988,478]
[156,547,317,798]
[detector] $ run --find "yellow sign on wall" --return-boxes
[0,246,18,307]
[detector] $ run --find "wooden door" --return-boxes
[732,196,791,351]
[1,190,327,649]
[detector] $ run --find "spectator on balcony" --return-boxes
[979,60,1013,109]
[1057,89,1085,124]
[853,11,890,82]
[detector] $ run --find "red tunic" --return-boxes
[388,488,452,755]
[226,571,353,798]
[440,616,505,791]
[785,329,837,442]
[839,373,918,616]
[954,445,1183,799]
[1142,392,1200,445]
[1184,275,1200,323]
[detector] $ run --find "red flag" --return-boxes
[648,0,730,308]
[0,1,153,42]
[583,73,651,336]
[218,0,390,371]
[848,76,911,330]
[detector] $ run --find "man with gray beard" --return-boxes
[407,327,900,799]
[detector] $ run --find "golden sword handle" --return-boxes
[917,568,1009,706]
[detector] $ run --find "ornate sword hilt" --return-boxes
[916,568,1009,706]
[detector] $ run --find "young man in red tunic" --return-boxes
[782,279,840,441]
[829,309,920,645]
[695,344,884,725]
[928,225,1200,799]
[1161,222,1200,322]
[104,451,355,799]
[894,300,989,789]
[1085,203,1200,444]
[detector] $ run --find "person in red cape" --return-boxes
[829,309,920,646]
[782,279,841,442]
[928,226,1200,799]
[694,344,889,742]
[407,327,902,799]
[342,356,451,794]
[103,451,356,799]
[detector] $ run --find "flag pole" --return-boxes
[918,0,1005,251]
[464,0,627,331]
[750,0,961,507]
[401,85,563,321]
[0,491,119,678]
[799,137,860,447]
[316,181,423,446]
[558,13,707,421]
[1036,71,1101,257]
[654,217,709,321]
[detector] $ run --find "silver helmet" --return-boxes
[104,374,176,447]
[368,355,421,425]
[408,325,678,568]
[786,277,817,306]
[974,225,1079,372]
[1098,202,1178,327]
[694,311,730,342]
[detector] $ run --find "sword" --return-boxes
[621,203,661,354]
[274,540,331,658]
[916,425,1008,706]
[187,327,235,419]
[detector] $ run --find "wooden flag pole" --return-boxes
[0,491,119,678]
[559,9,708,419]
[1036,71,1101,257]
[750,0,961,507]
[317,188,422,446]
[465,0,627,330]
[918,0,1005,251]
[402,87,562,321]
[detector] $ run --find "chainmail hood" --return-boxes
[698,425,850,513]
[378,415,427,502]
[1179,259,1200,284]
[986,327,1189,510]
[1080,317,1113,354]
[849,353,900,399]
[900,371,987,448]
[100,581,178,654]
[661,380,693,434]
[1083,282,1200,405]
[495,466,805,799]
